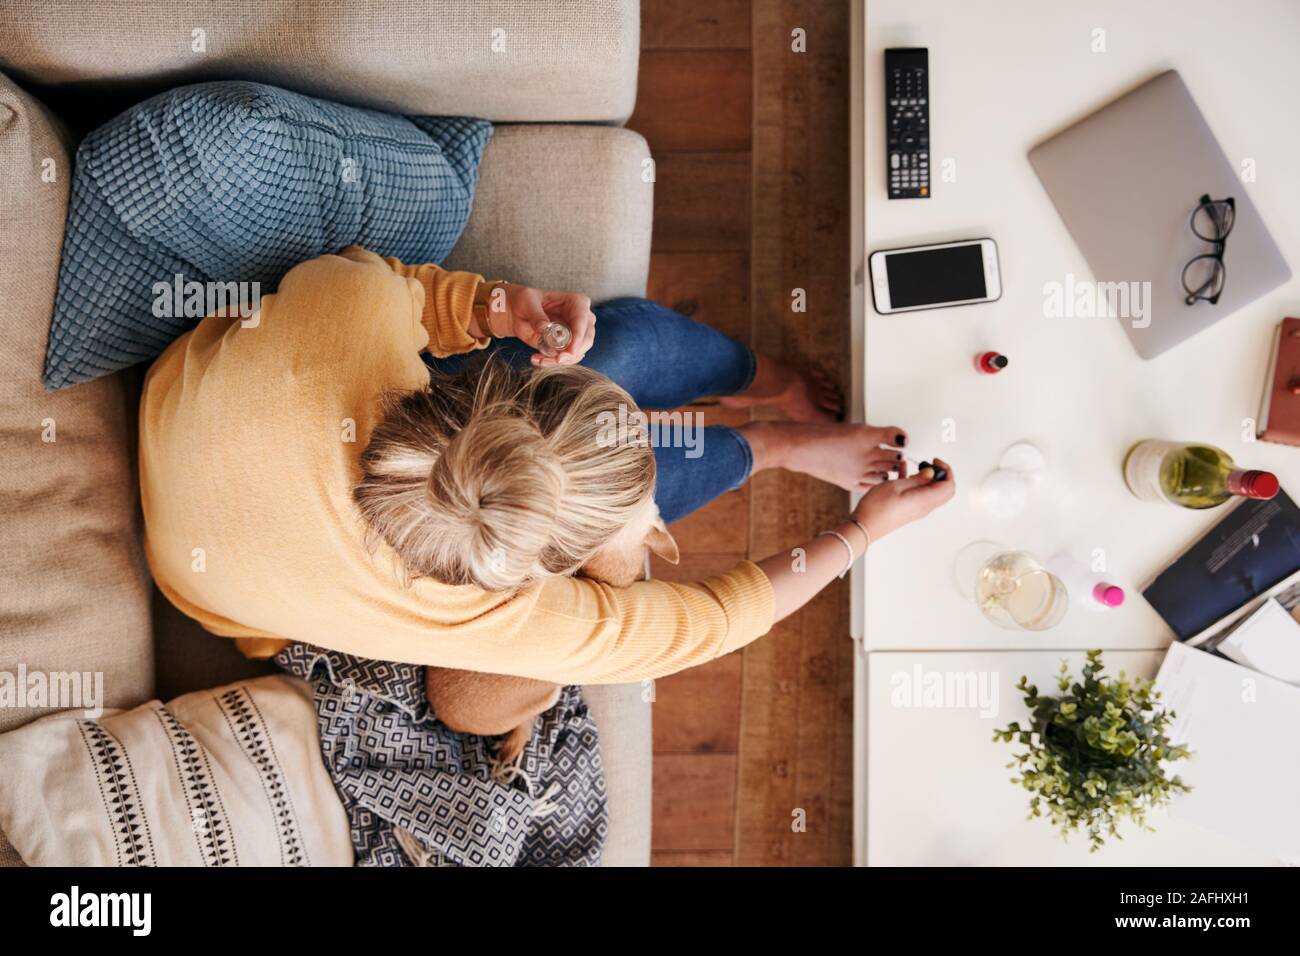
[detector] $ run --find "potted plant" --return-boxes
[993,649,1191,851]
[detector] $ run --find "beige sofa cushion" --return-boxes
[446,125,653,302]
[0,0,638,123]
[584,682,652,866]
[0,674,353,866]
[0,73,153,731]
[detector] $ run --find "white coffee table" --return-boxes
[848,0,1300,865]
[864,650,1277,866]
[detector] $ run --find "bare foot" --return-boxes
[719,355,842,423]
[739,421,909,492]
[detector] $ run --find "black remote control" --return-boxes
[885,47,929,199]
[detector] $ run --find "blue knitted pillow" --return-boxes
[44,82,492,390]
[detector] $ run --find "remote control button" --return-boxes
[890,153,899,169]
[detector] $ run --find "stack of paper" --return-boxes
[1154,643,1300,864]
[1210,598,1300,685]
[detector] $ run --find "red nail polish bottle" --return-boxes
[975,351,1008,374]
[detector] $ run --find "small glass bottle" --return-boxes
[1046,553,1125,612]
[537,321,572,358]
[974,350,1009,374]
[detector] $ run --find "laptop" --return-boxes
[1029,70,1291,359]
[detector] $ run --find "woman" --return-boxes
[140,247,953,683]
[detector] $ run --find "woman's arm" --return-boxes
[335,246,488,356]
[338,247,596,364]
[524,559,776,684]
[758,460,955,620]
[516,461,955,685]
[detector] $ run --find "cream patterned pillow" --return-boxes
[0,674,352,866]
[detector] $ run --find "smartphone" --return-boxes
[869,238,1001,314]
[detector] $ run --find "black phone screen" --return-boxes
[885,244,987,308]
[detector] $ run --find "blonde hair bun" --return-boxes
[354,355,655,591]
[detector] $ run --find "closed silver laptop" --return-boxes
[1029,70,1291,359]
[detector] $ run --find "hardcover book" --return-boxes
[1143,489,1300,642]
[1258,317,1300,446]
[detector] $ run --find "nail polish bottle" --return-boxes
[1046,553,1127,612]
[975,351,1008,374]
[903,456,947,481]
[537,322,573,358]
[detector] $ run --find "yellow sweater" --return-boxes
[139,248,775,684]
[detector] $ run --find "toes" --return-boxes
[808,369,842,398]
[866,450,903,470]
[870,426,907,449]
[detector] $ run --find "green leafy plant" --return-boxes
[993,649,1191,851]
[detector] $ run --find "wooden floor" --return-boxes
[628,0,853,867]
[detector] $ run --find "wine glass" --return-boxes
[954,542,1069,631]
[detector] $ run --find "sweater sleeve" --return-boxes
[512,560,777,684]
[337,245,492,357]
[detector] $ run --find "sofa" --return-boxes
[0,0,652,866]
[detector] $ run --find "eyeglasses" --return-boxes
[1182,194,1234,306]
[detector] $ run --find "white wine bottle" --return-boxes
[1123,440,1280,509]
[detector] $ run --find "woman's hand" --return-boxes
[853,458,956,541]
[503,285,597,367]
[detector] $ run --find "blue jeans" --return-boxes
[426,297,755,523]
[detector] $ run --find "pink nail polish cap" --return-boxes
[1092,583,1125,608]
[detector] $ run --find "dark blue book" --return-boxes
[1143,489,1300,642]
